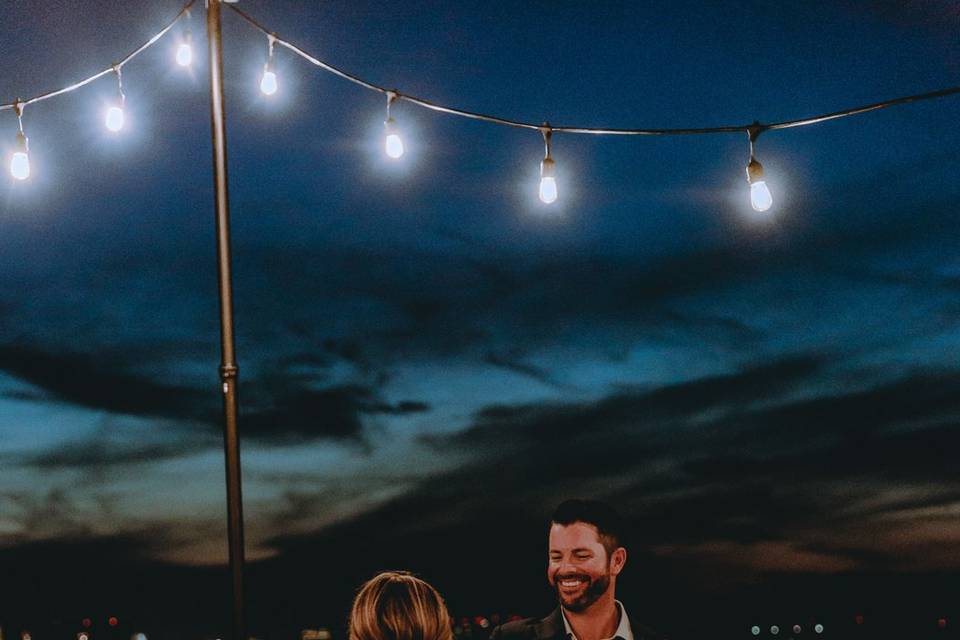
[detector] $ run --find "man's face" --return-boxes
[547,521,625,613]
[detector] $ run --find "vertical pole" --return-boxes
[206,2,247,639]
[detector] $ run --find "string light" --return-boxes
[259,34,278,96]
[538,125,558,204]
[2,0,960,215]
[383,91,405,159]
[105,65,126,132]
[10,102,30,181]
[746,124,772,212]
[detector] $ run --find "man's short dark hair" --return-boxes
[551,499,626,557]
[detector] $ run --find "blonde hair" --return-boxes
[349,571,453,640]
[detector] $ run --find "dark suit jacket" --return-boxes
[489,607,666,640]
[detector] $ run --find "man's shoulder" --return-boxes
[489,610,562,640]
[489,617,540,639]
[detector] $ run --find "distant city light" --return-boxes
[938,618,947,629]
[855,614,864,626]
[814,623,824,634]
[78,632,90,640]
[108,617,118,628]
[82,619,92,629]
[751,626,760,636]
[793,625,801,634]
[770,625,780,635]
[131,633,147,640]
[21,632,31,640]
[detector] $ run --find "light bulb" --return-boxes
[539,177,558,204]
[176,42,193,67]
[11,151,29,180]
[750,180,772,211]
[105,105,125,132]
[384,117,404,159]
[539,156,558,204]
[10,133,29,180]
[260,65,277,95]
[385,133,404,159]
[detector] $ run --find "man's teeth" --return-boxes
[560,579,583,587]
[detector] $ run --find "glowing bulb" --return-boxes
[539,156,557,204]
[260,65,277,95]
[105,105,125,132]
[384,117,404,159]
[745,157,771,212]
[385,133,404,159]
[10,151,29,180]
[750,180,772,211]
[539,177,558,203]
[176,42,193,67]
[10,133,29,180]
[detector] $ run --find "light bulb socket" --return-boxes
[15,131,28,152]
[540,156,556,178]
[746,158,764,184]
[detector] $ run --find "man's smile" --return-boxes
[556,574,590,592]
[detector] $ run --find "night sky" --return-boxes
[1,1,960,637]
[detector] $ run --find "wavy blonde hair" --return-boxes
[349,571,453,640]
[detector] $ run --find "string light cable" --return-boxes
[3,0,194,177]
[1,0,195,114]
[225,3,960,207]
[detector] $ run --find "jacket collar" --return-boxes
[535,607,659,640]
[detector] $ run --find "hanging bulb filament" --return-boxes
[105,66,126,132]
[10,102,30,180]
[384,91,404,159]
[539,126,558,204]
[746,124,772,212]
[260,34,278,95]
[11,131,30,181]
[176,30,193,67]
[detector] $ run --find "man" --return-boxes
[490,500,664,640]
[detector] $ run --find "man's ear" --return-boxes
[609,547,627,575]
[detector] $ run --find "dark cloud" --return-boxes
[0,341,428,444]
[0,343,217,423]
[438,354,828,450]
[27,438,206,472]
[241,382,429,443]
[483,351,570,390]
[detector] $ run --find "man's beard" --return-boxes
[554,573,611,613]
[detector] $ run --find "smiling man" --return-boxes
[491,500,665,640]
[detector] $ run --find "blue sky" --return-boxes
[1,1,959,625]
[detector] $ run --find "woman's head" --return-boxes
[349,571,453,640]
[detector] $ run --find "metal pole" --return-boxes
[206,2,247,639]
